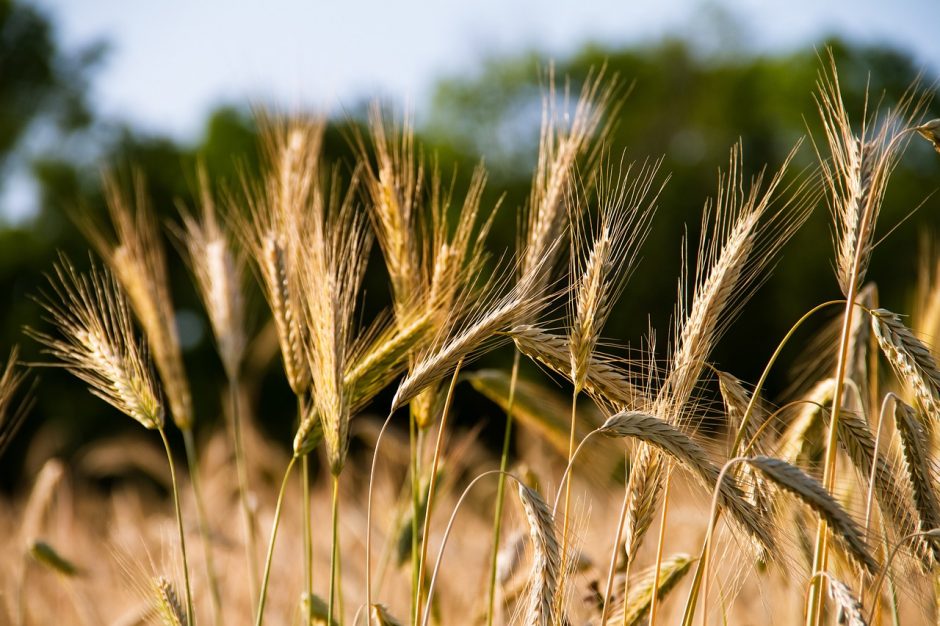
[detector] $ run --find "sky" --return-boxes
[3,0,937,223]
[30,0,940,141]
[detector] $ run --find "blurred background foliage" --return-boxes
[1,0,938,487]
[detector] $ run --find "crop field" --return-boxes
[3,49,940,626]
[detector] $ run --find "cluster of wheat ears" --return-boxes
[4,53,940,626]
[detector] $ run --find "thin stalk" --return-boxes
[808,127,917,625]
[601,452,633,626]
[230,378,260,611]
[648,472,672,626]
[255,455,298,626]
[807,292,865,625]
[328,474,340,626]
[299,395,313,625]
[680,458,747,626]
[181,427,222,626]
[559,386,580,599]
[365,410,396,615]
[485,349,521,626]
[416,360,463,624]
[159,428,196,626]
[409,404,421,626]
[422,470,507,626]
[730,300,847,456]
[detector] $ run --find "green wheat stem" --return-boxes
[255,454,298,626]
[416,360,463,625]
[160,427,196,626]
[299,395,313,625]
[328,474,340,626]
[410,402,421,626]
[485,349,521,626]
[229,377,260,612]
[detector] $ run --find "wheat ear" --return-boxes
[600,411,774,555]
[872,308,940,421]
[30,257,163,430]
[151,576,188,626]
[518,483,562,626]
[747,455,878,574]
[893,398,940,563]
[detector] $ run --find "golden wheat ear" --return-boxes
[77,171,192,430]
[814,50,929,297]
[568,155,663,393]
[172,164,246,382]
[28,255,164,430]
[291,168,372,474]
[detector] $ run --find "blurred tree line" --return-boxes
[1,0,938,487]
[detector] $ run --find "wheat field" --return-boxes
[3,51,940,626]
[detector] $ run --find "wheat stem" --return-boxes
[299,395,313,625]
[229,378,260,611]
[559,387,579,601]
[181,427,221,626]
[648,474,671,626]
[159,428,195,626]
[410,404,421,626]
[365,410,396,616]
[255,455,297,626]
[328,474,340,626]
[485,349,521,626]
[416,360,462,624]
[730,300,847,456]
[601,452,633,626]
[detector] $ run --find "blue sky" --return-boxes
[32,0,940,140]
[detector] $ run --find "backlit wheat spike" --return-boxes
[175,165,246,381]
[815,54,924,296]
[521,68,617,295]
[893,399,940,564]
[826,576,867,626]
[569,157,661,392]
[293,171,371,475]
[355,105,424,320]
[82,172,192,429]
[747,455,878,574]
[623,445,664,565]
[151,576,188,626]
[872,308,940,421]
[624,141,810,562]
[826,406,921,560]
[511,324,637,408]
[667,142,808,417]
[235,116,323,395]
[370,603,405,626]
[517,483,561,626]
[30,257,163,430]
[600,411,775,556]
